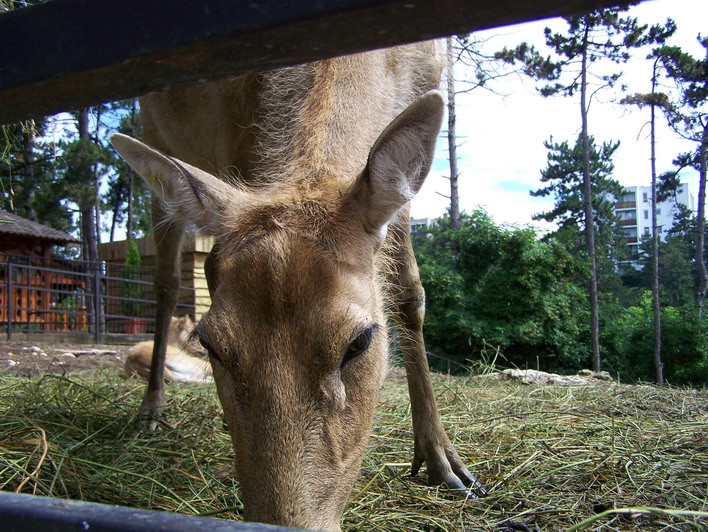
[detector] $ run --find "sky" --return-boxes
[411,0,706,233]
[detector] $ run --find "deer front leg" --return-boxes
[140,198,185,430]
[387,213,485,494]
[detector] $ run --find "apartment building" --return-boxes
[615,183,695,257]
[410,216,440,234]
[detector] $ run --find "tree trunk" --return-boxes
[446,37,460,238]
[127,171,134,240]
[77,108,101,335]
[93,107,102,252]
[696,121,708,317]
[77,109,99,263]
[650,59,663,385]
[21,122,37,221]
[126,99,138,240]
[109,179,124,242]
[580,29,602,372]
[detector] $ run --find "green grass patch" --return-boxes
[0,369,706,530]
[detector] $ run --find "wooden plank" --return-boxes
[0,0,623,124]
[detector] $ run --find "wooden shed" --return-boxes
[0,209,80,257]
[0,210,83,331]
[99,233,213,320]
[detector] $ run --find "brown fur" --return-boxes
[124,316,212,384]
[111,41,481,531]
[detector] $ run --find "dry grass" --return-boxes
[0,367,705,531]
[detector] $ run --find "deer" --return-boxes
[110,40,484,531]
[124,315,213,384]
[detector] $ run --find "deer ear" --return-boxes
[358,91,444,233]
[110,133,247,234]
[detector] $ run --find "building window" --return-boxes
[644,210,648,219]
[644,227,651,235]
[643,192,648,202]
[657,208,661,215]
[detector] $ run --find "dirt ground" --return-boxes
[0,340,133,377]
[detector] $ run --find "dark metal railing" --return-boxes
[0,492,302,532]
[1,254,195,341]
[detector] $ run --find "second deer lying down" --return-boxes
[124,316,212,384]
[111,40,484,531]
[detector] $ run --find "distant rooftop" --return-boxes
[0,210,79,244]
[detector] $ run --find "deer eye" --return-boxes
[198,337,221,362]
[342,325,378,367]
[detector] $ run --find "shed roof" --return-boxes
[0,210,80,244]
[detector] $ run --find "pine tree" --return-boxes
[1,119,74,234]
[656,37,708,316]
[497,5,674,370]
[620,46,678,385]
[533,135,623,245]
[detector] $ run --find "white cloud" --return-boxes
[412,0,704,228]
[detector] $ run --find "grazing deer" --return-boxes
[111,40,483,531]
[124,315,213,384]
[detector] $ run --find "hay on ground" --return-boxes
[0,368,705,531]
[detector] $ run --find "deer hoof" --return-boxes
[137,395,171,431]
[410,441,487,497]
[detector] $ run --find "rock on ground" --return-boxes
[483,368,614,386]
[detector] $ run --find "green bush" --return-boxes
[414,211,707,386]
[601,292,707,386]
[121,240,143,317]
[415,211,587,372]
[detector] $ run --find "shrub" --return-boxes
[602,292,707,385]
[415,211,587,372]
[121,240,143,317]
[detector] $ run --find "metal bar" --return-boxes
[102,312,153,322]
[5,305,87,317]
[0,254,154,275]
[4,262,163,290]
[7,328,91,337]
[0,0,623,123]
[8,285,86,299]
[0,492,301,532]
[6,262,98,279]
[93,266,101,343]
[2,284,81,298]
[100,275,155,287]
[8,292,174,315]
[5,259,11,341]
[101,294,155,307]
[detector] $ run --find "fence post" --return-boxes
[93,265,100,343]
[5,259,11,341]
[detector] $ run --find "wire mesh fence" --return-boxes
[1,254,195,341]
